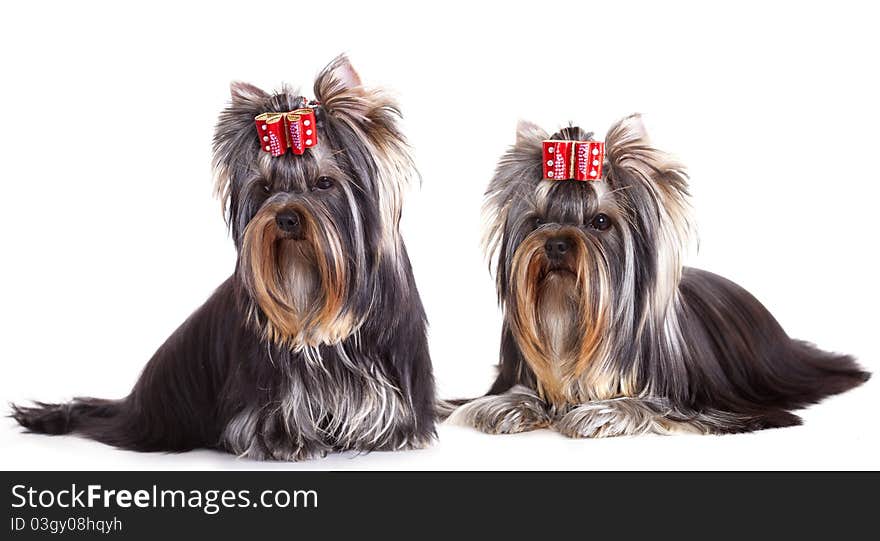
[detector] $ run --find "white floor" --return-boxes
[3,382,876,470]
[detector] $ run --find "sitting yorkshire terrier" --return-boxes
[12,56,436,460]
[444,114,869,437]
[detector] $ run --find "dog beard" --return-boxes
[508,227,611,405]
[537,271,578,359]
[276,240,320,311]
[239,198,353,349]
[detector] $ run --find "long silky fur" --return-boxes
[11,55,436,459]
[444,114,870,437]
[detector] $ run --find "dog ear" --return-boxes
[604,113,688,194]
[313,54,366,108]
[515,119,548,147]
[230,81,269,103]
[314,55,362,96]
[494,120,547,208]
[605,113,648,150]
[605,113,691,208]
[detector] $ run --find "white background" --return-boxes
[1,1,877,470]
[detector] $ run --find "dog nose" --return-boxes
[544,237,570,258]
[275,211,302,234]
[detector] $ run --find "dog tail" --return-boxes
[10,397,129,444]
[780,341,871,407]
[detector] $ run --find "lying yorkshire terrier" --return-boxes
[444,114,869,437]
[12,56,436,460]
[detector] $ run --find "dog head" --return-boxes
[483,114,693,403]
[212,55,415,349]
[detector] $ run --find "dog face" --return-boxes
[212,56,415,349]
[484,115,693,403]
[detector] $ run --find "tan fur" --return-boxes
[241,202,354,349]
[508,228,619,406]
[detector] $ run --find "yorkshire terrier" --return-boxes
[12,56,436,460]
[443,114,869,437]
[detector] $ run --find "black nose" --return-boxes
[275,211,302,234]
[544,237,570,258]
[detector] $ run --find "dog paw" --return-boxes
[476,405,550,434]
[553,401,634,439]
[455,397,550,435]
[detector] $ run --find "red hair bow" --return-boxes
[542,140,605,181]
[254,107,318,157]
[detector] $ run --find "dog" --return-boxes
[12,55,436,460]
[443,114,869,437]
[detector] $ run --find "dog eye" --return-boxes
[590,213,611,231]
[315,176,335,190]
[534,217,544,228]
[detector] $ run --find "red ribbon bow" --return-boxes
[542,140,605,181]
[254,106,318,157]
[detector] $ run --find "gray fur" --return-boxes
[223,343,426,460]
